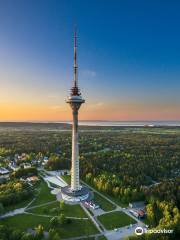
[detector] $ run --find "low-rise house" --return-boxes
[129,209,145,218]
[0,167,10,179]
[23,163,32,169]
[26,176,39,182]
[9,162,20,171]
[0,167,9,175]
[129,201,146,218]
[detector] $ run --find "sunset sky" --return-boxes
[0,0,180,121]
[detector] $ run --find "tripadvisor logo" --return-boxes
[135,227,174,236]
[135,227,144,235]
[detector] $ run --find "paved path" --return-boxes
[81,180,117,209]
[0,207,25,219]
[0,197,36,219]
[82,180,144,224]
[81,180,146,240]
[0,200,58,219]
[25,211,88,220]
[80,203,103,233]
[104,223,140,240]
[26,200,57,210]
[61,233,103,240]
[28,228,103,240]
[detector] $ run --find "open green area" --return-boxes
[98,236,107,240]
[27,201,87,218]
[4,197,34,213]
[1,213,50,230]
[29,180,56,207]
[61,174,71,184]
[97,211,136,230]
[56,219,99,238]
[1,213,99,238]
[93,192,116,211]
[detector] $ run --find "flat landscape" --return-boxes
[0,123,180,240]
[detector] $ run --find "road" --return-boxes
[81,180,146,240]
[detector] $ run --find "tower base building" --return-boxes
[61,185,90,203]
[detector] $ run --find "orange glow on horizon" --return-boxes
[0,101,179,122]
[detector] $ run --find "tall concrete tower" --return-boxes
[60,29,89,203]
[66,29,85,192]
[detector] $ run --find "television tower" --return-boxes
[66,29,85,191]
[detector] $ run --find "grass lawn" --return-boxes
[98,236,107,240]
[56,219,99,238]
[4,196,34,213]
[1,213,99,238]
[61,174,71,184]
[93,192,116,211]
[1,214,50,230]
[27,201,87,218]
[29,180,56,207]
[97,211,136,230]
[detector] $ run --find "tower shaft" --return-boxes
[71,107,80,191]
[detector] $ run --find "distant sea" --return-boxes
[60,121,180,127]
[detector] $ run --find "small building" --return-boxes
[129,209,145,219]
[23,163,32,169]
[9,162,20,171]
[26,176,39,182]
[43,156,49,161]
[0,167,9,175]
[0,167,10,180]
[129,201,146,219]
[129,201,145,210]
[84,201,100,210]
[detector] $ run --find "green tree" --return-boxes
[50,217,59,228]
[59,200,65,211]
[58,214,66,225]
[21,232,34,240]
[0,203,4,215]
[35,224,44,239]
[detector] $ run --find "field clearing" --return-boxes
[27,201,87,218]
[29,180,56,207]
[97,211,136,230]
[1,214,99,238]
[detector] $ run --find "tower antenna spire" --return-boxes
[71,26,80,96]
[73,26,78,90]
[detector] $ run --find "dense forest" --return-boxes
[0,124,180,239]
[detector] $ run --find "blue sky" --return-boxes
[0,0,180,121]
